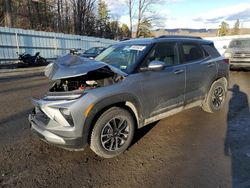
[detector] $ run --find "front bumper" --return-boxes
[230,58,250,69]
[230,62,250,69]
[29,113,86,151]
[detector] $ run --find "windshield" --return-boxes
[95,43,149,74]
[229,39,250,48]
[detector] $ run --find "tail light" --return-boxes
[224,59,229,64]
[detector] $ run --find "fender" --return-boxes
[81,93,143,144]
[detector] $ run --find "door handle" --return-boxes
[174,69,184,74]
[207,63,215,68]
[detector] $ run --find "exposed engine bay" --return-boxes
[49,66,123,92]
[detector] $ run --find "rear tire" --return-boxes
[37,57,48,66]
[90,107,135,158]
[202,79,227,113]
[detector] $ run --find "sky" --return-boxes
[105,0,250,29]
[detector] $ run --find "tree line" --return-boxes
[0,0,132,39]
[1,0,160,39]
[5,1,242,38]
[218,19,241,36]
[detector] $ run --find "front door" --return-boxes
[138,42,186,118]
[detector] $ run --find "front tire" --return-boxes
[202,79,227,113]
[90,107,135,158]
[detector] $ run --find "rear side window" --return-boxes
[181,43,208,63]
[202,44,221,58]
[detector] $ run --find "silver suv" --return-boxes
[224,38,250,69]
[29,36,229,158]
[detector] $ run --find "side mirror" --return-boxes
[223,45,227,49]
[140,60,165,72]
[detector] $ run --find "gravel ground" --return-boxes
[0,70,250,188]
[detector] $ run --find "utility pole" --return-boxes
[4,0,13,27]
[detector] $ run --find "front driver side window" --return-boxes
[142,42,179,68]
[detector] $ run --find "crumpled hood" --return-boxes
[45,54,127,80]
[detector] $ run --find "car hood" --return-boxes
[45,54,127,80]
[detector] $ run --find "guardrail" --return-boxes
[0,27,116,64]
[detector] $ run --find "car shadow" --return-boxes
[131,121,159,147]
[225,84,250,187]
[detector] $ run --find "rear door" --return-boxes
[138,42,186,118]
[180,42,217,105]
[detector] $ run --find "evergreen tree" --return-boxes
[97,0,109,38]
[137,19,153,38]
[108,20,119,39]
[120,24,131,38]
[218,21,230,36]
[232,19,240,35]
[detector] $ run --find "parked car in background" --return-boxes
[224,38,250,70]
[80,47,106,59]
[29,36,229,158]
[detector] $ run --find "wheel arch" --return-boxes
[206,76,228,95]
[211,76,228,92]
[82,94,142,144]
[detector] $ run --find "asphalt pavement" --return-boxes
[0,70,250,188]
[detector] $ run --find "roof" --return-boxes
[118,36,213,45]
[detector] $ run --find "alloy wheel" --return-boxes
[101,117,129,151]
[211,86,224,109]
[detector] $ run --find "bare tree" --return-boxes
[136,0,156,37]
[126,0,159,38]
[4,0,13,27]
[126,0,134,38]
[70,0,96,35]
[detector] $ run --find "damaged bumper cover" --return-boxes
[29,114,66,145]
[29,117,85,150]
[29,98,87,150]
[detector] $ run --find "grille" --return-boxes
[35,112,50,125]
[34,107,50,125]
[233,52,250,59]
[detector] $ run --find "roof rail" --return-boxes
[155,35,202,39]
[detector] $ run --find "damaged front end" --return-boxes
[45,54,125,97]
[29,54,126,149]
